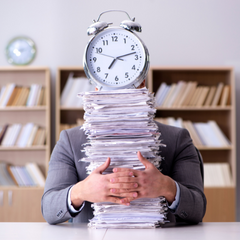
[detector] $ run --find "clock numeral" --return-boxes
[115,76,119,81]
[93,57,97,62]
[97,67,101,72]
[132,65,136,70]
[105,73,108,79]
[112,36,118,42]
[135,55,139,60]
[131,45,135,51]
[125,72,129,78]
[103,40,108,46]
[124,38,127,44]
[96,48,103,53]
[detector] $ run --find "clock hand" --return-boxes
[97,52,123,61]
[116,52,136,59]
[108,59,116,69]
[108,52,136,69]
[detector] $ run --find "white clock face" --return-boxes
[84,27,149,90]
[6,37,36,65]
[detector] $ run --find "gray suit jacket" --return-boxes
[41,122,206,225]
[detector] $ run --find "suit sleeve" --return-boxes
[168,128,207,223]
[41,130,80,224]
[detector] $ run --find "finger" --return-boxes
[112,167,134,174]
[137,151,151,169]
[94,157,110,174]
[110,176,137,183]
[110,188,138,198]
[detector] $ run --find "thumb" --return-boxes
[94,157,111,174]
[137,151,151,170]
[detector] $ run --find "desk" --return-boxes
[0,222,239,240]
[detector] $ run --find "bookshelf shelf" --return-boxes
[0,66,50,222]
[0,106,47,111]
[0,146,48,151]
[148,66,236,222]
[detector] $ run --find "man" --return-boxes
[41,81,206,225]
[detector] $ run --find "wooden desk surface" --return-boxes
[0,222,239,240]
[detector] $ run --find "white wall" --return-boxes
[1,0,240,220]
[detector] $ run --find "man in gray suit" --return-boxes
[41,82,206,225]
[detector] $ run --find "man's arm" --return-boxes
[41,128,139,224]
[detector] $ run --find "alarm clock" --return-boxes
[6,36,36,66]
[83,10,150,90]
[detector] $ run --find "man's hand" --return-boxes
[70,157,139,209]
[112,151,177,204]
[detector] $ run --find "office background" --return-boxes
[0,0,240,220]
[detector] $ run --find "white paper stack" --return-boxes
[78,87,168,229]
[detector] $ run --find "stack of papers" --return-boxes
[78,87,168,228]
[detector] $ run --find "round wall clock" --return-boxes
[83,10,149,90]
[6,36,36,65]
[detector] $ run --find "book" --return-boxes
[0,124,9,145]
[211,82,224,106]
[0,83,16,107]
[0,162,16,186]
[193,122,223,147]
[1,125,14,146]
[171,81,187,107]
[6,86,19,106]
[37,87,44,106]
[16,122,34,147]
[162,83,177,107]
[60,72,75,106]
[189,86,203,106]
[220,85,230,106]
[208,120,230,146]
[26,124,38,146]
[182,121,203,146]
[25,163,45,187]
[178,81,198,107]
[154,82,167,107]
[204,163,233,187]
[11,86,23,106]
[204,86,216,106]
[157,85,170,107]
[196,86,210,107]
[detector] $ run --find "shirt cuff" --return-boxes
[68,185,85,214]
[168,181,180,211]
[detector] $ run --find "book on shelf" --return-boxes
[0,123,46,147]
[204,86,217,106]
[0,162,16,186]
[154,118,230,147]
[1,162,45,187]
[0,83,16,107]
[171,81,187,107]
[179,81,198,107]
[204,163,233,187]
[211,82,224,106]
[154,81,229,108]
[60,73,95,107]
[220,85,230,106]
[0,83,45,107]
[196,86,210,107]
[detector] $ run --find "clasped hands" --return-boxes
[71,151,176,209]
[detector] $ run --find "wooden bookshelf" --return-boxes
[148,66,236,222]
[0,66,50,222]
